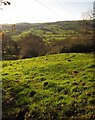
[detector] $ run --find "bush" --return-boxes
[60,35,93,53]
[18,33,47,58]
[2,33,19,59]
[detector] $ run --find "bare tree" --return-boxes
[93,1,95,20]
[0,0,11,10]
[82,9,93,20]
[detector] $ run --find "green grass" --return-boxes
[1,53,95,119]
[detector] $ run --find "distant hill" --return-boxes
[2,20,94,60]
[2,20,93,42]
[2,20,93,33]
[2,22,33,31]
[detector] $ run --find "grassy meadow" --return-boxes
[1,53,95,119]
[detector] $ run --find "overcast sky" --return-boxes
[0,0,94,24]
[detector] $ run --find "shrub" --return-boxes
[18,33,47,58]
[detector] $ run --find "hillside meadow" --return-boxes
[1,53,95,120]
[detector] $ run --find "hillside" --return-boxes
[1,53,95,119]
[2,20,94,60]
[2,23,32,32]
[2,20,93,39]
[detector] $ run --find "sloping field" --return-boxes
[1,53,95,119]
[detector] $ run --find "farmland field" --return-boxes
[1,53,95,119]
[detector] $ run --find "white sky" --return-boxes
[0,0,94,24]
